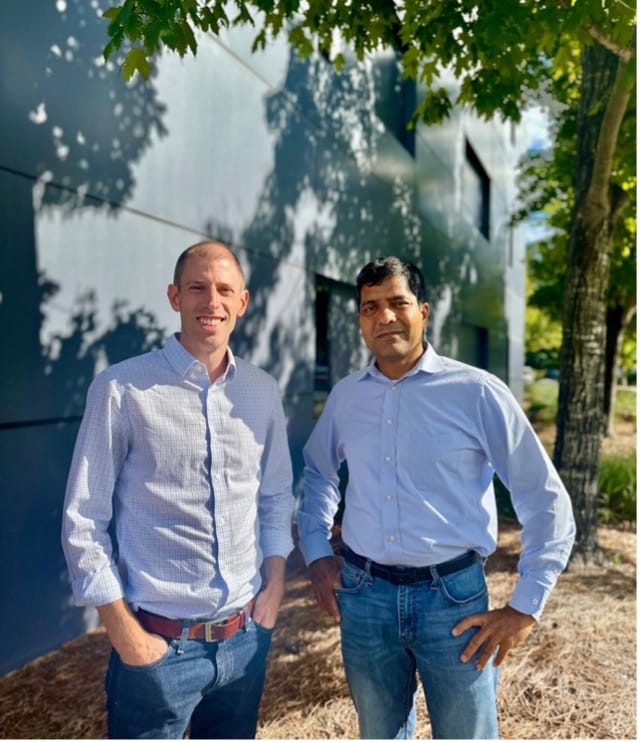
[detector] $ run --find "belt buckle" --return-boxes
[204,619,224,642]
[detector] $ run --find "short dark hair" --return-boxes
[173,241,245,286]
[356,257,426,305]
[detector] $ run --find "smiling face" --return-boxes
[167,243,248,372]
[358,274,429,379]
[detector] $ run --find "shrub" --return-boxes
[598,453,637,525]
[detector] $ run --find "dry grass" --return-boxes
[0,522,635,740]
[1,409,636,739]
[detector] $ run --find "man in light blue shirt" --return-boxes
[297,256,575,739]
[62,241,294,739]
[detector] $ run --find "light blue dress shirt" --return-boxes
[62,334,294,620]
[297,345,575,619]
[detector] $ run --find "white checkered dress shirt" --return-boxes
[62,334,294,620]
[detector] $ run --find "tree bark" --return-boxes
[553,43,634,564]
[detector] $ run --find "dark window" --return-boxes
[314,280,331,397]
[460,323,489,370]
[373,52,416,157]
[314,276,363,417]
[463,140,491,239]
[475,325,489,370]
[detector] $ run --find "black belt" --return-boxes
[342,547,482,585]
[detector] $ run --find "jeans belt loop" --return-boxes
[429,564,440,583]
[177,620,190,654]
[242,603,251,632]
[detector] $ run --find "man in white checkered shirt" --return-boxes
[62,241,294,739]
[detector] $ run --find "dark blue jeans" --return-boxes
[336,558,499,739]
[105,619,273,739]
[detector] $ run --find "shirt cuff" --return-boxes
[508,575,552,621]
[70,563,124,607]
[260,528,295,560]
[297,532,335,567]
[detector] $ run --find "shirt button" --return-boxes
[385,456,392,462]
[388,535,396,542]
[387,419,393,425]
[386,495,393,501]
[532,598,539,605]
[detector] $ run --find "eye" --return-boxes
[360,305,376,317]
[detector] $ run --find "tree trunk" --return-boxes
[553,44,633,565]
[603,304,625,437]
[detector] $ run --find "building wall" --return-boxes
[0,0,527,675]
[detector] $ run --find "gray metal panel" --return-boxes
[0,0,526,675]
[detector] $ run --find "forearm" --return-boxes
[253,555,287,629]
[260,555,286,602]
[98,599,167,665]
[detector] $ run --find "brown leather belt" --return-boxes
[137,600,255,642]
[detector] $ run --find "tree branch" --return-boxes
[585,23,636,62]
[586,57,635,219]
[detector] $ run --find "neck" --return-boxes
[177,335,229,382]
[375,346,425,380]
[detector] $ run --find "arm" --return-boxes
[98,599,168,665]
[255,385,294,628]
[61,374,129,607]
[481,375,575,618]
[252,555,287,629]
[308,554,342,621]
[296,394,344,620]
[454,375,575,668]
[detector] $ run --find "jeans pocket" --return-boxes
[253,620,275,637]
[438,561,487,605]
[335,560,368,595]
[119,640,175,672]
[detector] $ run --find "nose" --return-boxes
[377,306,397,324]
[205,287,222,308]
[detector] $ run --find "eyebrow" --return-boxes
[361,294,412,305]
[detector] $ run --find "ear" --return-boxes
[421,302,430,329]
[167,284,180,312]
[237,288,250,317]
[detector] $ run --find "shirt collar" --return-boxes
[359,343,444,383]
[163,333,237,385]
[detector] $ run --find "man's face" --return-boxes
[167,244,249,357]
[358,274,429,371]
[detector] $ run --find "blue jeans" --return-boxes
[336,558,499,739]
[105,619,273,739]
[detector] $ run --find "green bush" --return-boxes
[615,389,637,422]
[521,381,637,526]
[598,453,637,525]
[524,379,559,427]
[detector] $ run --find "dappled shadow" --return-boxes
[231,49,493,372]
[563,566,636,600]
[0,0,168,674]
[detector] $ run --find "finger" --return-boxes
[492,642,511,667]
[475,639,498,670]
[452,613,483,637]
[459,629,488,663]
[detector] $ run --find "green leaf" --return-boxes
[103,6,123,21]
[122,46,152,80]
